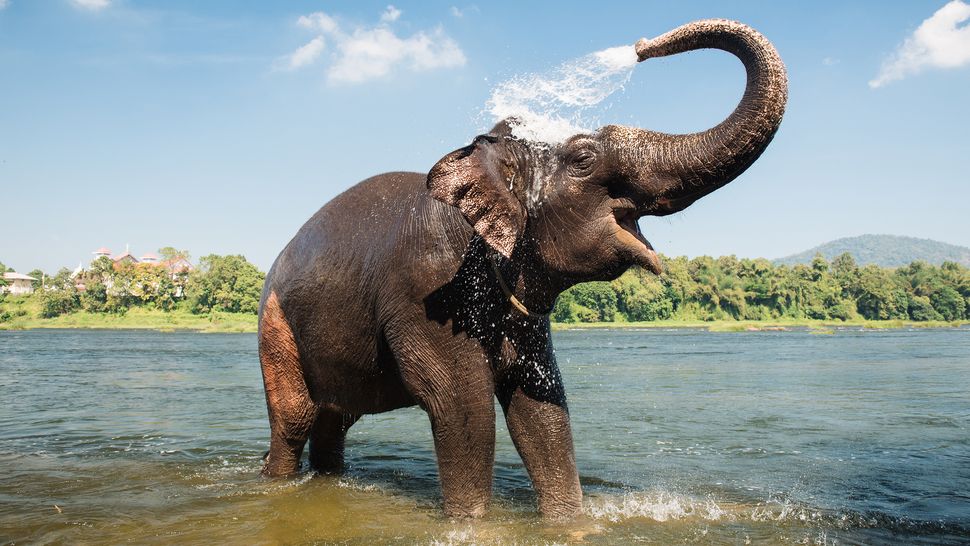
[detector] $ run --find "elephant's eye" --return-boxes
[567,150,596,177]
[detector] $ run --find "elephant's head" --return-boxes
[428,20,787,301]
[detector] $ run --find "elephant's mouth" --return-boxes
[613,205,662,275]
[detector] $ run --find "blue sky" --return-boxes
[2,0,969,273]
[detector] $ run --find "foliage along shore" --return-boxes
[0,296,964,335]
[0,305,256,333]
[0,253,262,333]
[2,251,969,333]
[552,318,967,332]
[1,305,963,334]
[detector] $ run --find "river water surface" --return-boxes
[1,327,968,544]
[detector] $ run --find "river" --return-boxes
[1,327,968,544]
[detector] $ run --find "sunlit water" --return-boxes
[1,327,969,544]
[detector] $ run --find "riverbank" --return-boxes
[1,304,964,333]
[551,318,968,332]
[0,305,256,333]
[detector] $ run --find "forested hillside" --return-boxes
[775,235,970,268]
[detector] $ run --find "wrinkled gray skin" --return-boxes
[258,19,787,519]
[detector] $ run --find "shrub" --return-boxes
[39,288,79,318]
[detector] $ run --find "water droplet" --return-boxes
[485,45,639,144]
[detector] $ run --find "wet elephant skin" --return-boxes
[258,19,788,519]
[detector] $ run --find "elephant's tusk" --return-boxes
[489,254,549,319]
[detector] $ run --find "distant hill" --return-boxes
[774,234,970,268]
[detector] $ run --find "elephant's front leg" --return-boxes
[426,386,496,517]
[392,329,497,518]
[498,366,582,519]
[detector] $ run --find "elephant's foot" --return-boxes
[307,450,343,474]
[538,496,583,521]
[261,436,306,477]
[442,496,489,519]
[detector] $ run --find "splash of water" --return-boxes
[486,45,639,144]
[585,491,729,523]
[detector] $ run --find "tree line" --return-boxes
[553,253,969,323]
[4,252,969,323]
[0,251,265,320]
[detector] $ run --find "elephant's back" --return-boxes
[262,172,425,322]
[265,170,471,305]
[267,172,425,289]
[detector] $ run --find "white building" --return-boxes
[2,272,38,295]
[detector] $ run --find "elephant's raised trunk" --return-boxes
[604,19,788,216]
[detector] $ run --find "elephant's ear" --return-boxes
[427,135,525,258]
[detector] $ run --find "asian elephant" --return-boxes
[257,19,787,518]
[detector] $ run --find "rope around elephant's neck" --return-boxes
[488,254,549,319]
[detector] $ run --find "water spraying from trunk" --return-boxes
[486,45,639,144]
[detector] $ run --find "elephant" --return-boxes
[257,19,787,519]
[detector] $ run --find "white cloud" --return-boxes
[450,6,479,18]
[822,57,840,66]
[380,5,402,24]
[329,27,465,83]
[297,12,338,34]
[0,0,9,11]
[70,0,111,10]
[282,7,466,84]
[284,36,325,70]
[870,0,970,88]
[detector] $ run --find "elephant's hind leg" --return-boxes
[259,290,317,477]
[308,411,360,473]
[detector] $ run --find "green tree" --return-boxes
[907,294,942,321]
[687,256,724,320]
[831,253,859,297]
[551,290,579,323]
[0,262,6,306]
[660,255,694,318]
[738,258,781,317]
[89,256,114,282]
[40,267,76,291]
[554,282,618,322]
[930,285,966,321]
[81,282,108,313]
[106,261,137,310]
[186,255,265,314]
[854,265,907,320]
[26,269,46,290]
[611,268,673,321]
[159,247,191,263]
[120,263,181,310]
